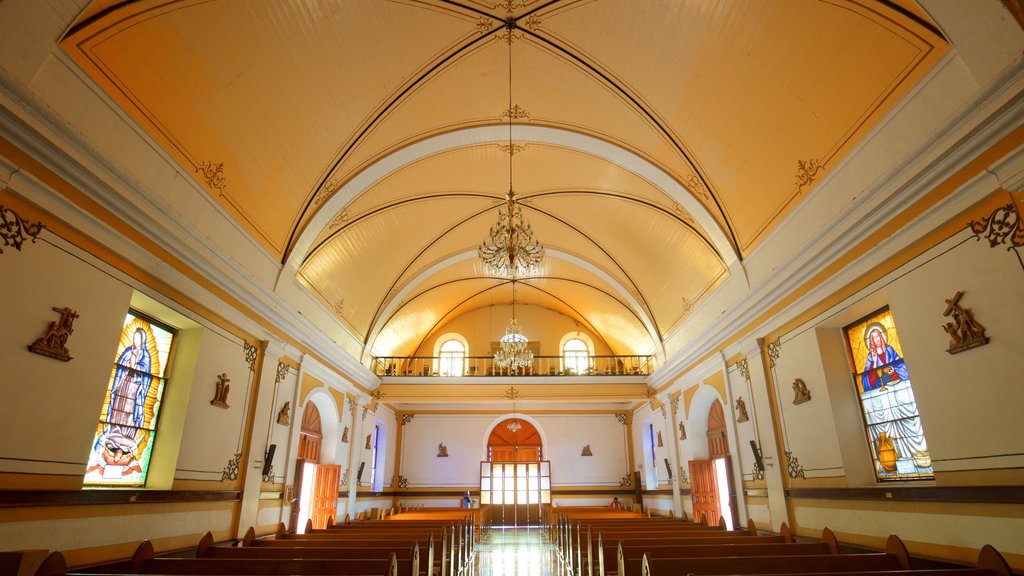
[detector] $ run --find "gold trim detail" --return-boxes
[475,17,493,35]
[498,142,528,156]
[197,161,227,195]
[969,203,1023,249]
[682,174,710,202]
[795,158,824,191]
[1,205,44,254]
[329,209,350,230]
[522,14,543,31]
[501,386,521,400]
[619,474,632,487]
[616,413,627,424]
[340,470,349,487]
[402,413,414,425]
[397,474,408,487]
[370,389,385,400]
[27,306,78,362]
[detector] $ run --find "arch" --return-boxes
[706,400,729,458]
[480,413,548,461]
[432,333,468,376]
[686,384,727,461]
[302,388,340,465]
[560,335,592,375]
[487,418,542,462]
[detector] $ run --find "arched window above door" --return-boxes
[562,337,590,375]
[439,339,465,377]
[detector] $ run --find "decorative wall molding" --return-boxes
[736,358,751,384]
[340,470,349,487]
[402,413,414,425]
[27,306,78,362]
[243,342,258,372]
[942,290,990,354]
[274,362,290,385]
[969,202,1023,249]
[766,339,782,368]
[615,413,627,425]
[785,450,806,479]
[619,474,632,487]
[397,475,408,488]
[0,204,44,254]
[500,104,530,120]
[221,452,242,481]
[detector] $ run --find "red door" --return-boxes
[688,459,720,525]
[310,464,341,529]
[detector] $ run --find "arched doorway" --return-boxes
[480,418,551,527]
[291,402,341,532]
[688,400,736,528]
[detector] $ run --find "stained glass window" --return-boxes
[844,307,933,481]
[84,311,176,486]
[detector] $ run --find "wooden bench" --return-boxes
[637,542,1014,576]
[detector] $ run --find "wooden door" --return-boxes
[310,464,341,529]
[688,459,720,526]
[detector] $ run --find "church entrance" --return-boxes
[688,400,736,528]
[479,418,551,527]
[292,403,339,532]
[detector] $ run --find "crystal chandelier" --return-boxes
[503,386,523,432]
[493,281,534,371]
[478,23,544,278]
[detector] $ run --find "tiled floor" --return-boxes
[475,527,556,576]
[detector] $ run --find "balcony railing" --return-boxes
[371,355,655,377]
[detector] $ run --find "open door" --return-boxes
[688,459,720,525]
[310,464,341,530]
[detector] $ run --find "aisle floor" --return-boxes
[475,527,556,576]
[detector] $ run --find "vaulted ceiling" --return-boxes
[60,0,947,359]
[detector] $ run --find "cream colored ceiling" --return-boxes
[60,0,947,359]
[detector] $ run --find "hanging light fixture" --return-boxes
[478,22,544,278]
[503,386,523,433]
[493,280,534,371]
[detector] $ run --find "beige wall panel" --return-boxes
[533,414,630,486]
[770,328,845,478]
[886,234,1024,473]
[264,367,297,485]
[174,331,252,482]
[400,414,496,487]
[727,363,761,482]
[0,505,233,562]
[0,241,132,479]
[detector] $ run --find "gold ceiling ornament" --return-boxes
[794,158,824,191]
[502,386,523,432]
[196,160,227,196]
[766,338,782,368]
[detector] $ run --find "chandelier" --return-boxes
[503,386,523,433]
[478,23,544,278]
[493,280,534,371]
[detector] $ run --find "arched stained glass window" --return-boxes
[85,311,176,486]
[844,307,933,482]
[563,338,589,375]
[439,339,465,377]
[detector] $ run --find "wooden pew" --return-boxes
[125,539,415,576]
[638,543,1014,576]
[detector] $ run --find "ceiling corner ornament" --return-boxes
[943,290,990,354]
[969,203,1023,249]
[328,209,350,230]
[736,359,751,384]
[792,379,811,405]
[221,452,242,481]
[785,450,806,479]
[682,174,710,202]
[276,402,290,426]
[1,205,44,254]
[498,142,528,156]
[794,158,824,191]
[402,413,414,425]
[243,342,258,372]
[766,339,782,368]
[616,413,627,425]
[522,14,543,31]
[475,16,493,35]
[619,474,632,487]
[27,306,79,362]
[274,362,290,385]
[210,373,230,409]
[581,444,592,456]
[397,475,408,488]
[499,104,531,121]
[196,160,227,196]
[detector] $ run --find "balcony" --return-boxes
[370,355,655,377]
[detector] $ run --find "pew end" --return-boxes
[976,545,1012,576]
[820,527,839,554]
[304,519,313,533]
[275,522,287,539]
[885,534,911,570]
[129,540,155,573]
[243,526,257,546]
[780,522,794,543]
[33,552,67,576]
[196,532,214,558]
[388,551,400,576]
[747,518,757,535]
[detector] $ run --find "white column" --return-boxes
[744,338,789,531]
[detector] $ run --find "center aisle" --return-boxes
[475,527,556,576]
